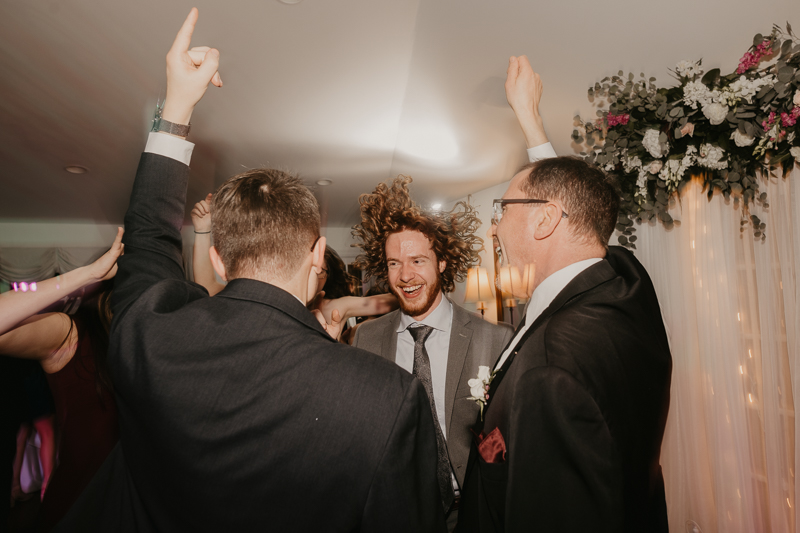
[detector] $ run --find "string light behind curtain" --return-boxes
[635,171,799,532]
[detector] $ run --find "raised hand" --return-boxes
[505,55,548,148]
[162,8,222,126]
[87,227,125,281]
[191,193,213,233]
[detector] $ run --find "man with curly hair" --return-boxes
[351,177,513,531]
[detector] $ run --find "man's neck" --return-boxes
[532,243,605,292]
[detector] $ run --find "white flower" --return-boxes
[648,160,663,174]
[702,103,729,125]
[477,366,492,382]
[683,80,715,110]
[696,143,728,170]
[636,169,649,200]
[720,75,775,105]
[643,129,667,158]
[676,60,703,79]
[794,90,800,107]
[731,129,755,147]
[791,146,800,162]
[604,161,616,171]
[623,155,642,173]
[468,379,486,400]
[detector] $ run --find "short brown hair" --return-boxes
[211,169,319,281]
[352,176,483,293]
[519,157,620,247]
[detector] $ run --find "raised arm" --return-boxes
[111,8,222,320]
[505,55,553,155]
[0,228,123,372]
[0,228,122,336]
[191,193,226,295]
[317,293,398,323]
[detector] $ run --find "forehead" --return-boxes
[503,170,530,200]
[386,230,435,257]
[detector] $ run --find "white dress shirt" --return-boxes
[144,132,194,165]
[527,142,557,162]
[396,295,452,438]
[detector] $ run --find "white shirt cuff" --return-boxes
[527,142,557,162]
[144,132,194,167]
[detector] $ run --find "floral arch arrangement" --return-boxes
[572,23,800,248]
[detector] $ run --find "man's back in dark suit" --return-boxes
[57,13,445,530]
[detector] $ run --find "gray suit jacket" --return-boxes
[353,298,514,487]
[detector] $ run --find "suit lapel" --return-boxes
[381,310,401,362]
[486,259,617,408]
[445,302,472,438]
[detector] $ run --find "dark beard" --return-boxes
[392,275,442,319]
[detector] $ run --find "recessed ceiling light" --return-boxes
[316,179,333,186]
[64,165,89,174]
[432,203,442,210]
[278,0,303,4]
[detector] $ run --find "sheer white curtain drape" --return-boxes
[635,168,799,532]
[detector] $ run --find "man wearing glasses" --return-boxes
[457,56,672,533]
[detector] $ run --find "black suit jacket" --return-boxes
[56,152,445,532]
[458,247,671,533]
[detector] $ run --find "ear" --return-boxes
[312,236,327,273]
[438,259,446,274]
[209,246,228,281]
[532,203,563,240]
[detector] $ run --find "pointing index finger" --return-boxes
[169,7,199,56]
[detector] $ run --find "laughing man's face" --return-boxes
[385,229,445,321]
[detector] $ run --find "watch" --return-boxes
[151,101,191,137]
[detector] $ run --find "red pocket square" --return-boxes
[473,427,506,464]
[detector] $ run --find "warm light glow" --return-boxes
[737,312,741,321]
[749,349,752,358]
[739,366,743,375]
[748,393,753,403]
[464,267,494,306]
[431,203,442,210]
[692,240,695,249]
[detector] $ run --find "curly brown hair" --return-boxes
[351,176,484,293]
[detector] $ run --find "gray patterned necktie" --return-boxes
[408,325,456,512]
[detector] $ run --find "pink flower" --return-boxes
[680,122,695,137]
[606,113,630,127]
[781,112,796,127]
[736,40,774,74]
[762,111,777,130]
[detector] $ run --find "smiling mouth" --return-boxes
[400,284,423,297]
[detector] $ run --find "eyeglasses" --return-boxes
[491,199,569,225]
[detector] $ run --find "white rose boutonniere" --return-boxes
[468,365,497,421]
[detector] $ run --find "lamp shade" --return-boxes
[495,264,536,302]
[464,266,494,305]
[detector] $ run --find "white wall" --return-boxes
[448,180,511,324]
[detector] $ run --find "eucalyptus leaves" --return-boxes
[572,23,800,247]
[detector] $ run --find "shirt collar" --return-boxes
[397,292,452,333]
[524,257,602,327]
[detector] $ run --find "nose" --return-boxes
[399,263,414,283]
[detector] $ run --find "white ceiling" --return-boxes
[2,0,798,229]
